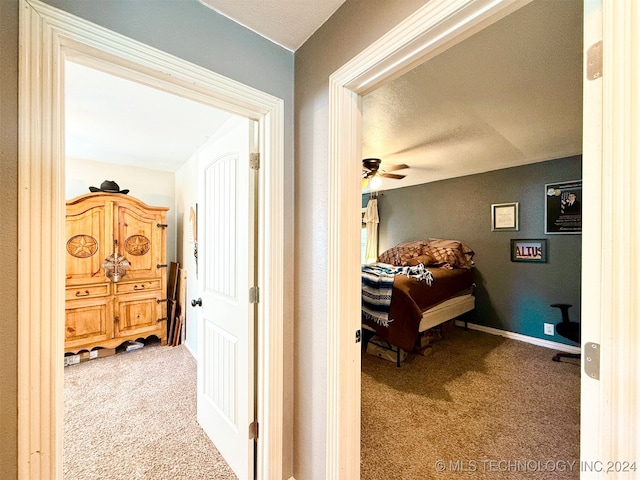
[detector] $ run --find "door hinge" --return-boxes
[249,420,259,440]
[250,152,260,170]
[355,329,361,343]
[584,342,600,380]
[586,40,602,81]
[249,286,260,304]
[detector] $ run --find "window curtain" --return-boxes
[363,198,379,264]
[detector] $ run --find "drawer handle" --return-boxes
[75,290,90,297]
[134,284,145,290]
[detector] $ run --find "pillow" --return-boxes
[425,240,474,269]
[405,253,440,267]
[378,240,429,266]
[429,238,475,267]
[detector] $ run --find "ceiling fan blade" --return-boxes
[382,163,409,172]
[381,173,406,180]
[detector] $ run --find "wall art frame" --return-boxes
[545,180,582,234]
[511,239,548,263]
[491,202,519,231]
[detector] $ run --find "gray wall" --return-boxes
[294,1,428,478]
[1,0,294,477]
[0,1,19,477]
[370,156,582,342]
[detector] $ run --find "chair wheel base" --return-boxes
[553,352,580,363]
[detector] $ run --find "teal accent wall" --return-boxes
[370,156,582,344]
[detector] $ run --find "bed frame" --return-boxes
[363,294,475,367]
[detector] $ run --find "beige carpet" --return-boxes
[64,342,237,480]
[361,327,580,480]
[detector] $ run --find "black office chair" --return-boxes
[551,303,580,362]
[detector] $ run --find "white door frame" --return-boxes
[17,1,285,478]
[327,0,639,478]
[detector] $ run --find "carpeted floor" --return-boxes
[65,328,580,479]
[361,327,581,480]
[64,342,237,480]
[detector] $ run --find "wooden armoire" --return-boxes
[65,193,169,353]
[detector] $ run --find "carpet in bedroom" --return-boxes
[360,327,580,480]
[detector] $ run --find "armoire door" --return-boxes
[113,291,164,339]
[116,201,166,281]
[64,296,113,348]
[65,198,112,286]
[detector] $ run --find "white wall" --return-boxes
[175,156,199,355]
[65,157,177,263]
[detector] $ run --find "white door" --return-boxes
[196,115,257,480]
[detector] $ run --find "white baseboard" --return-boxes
[183,340,197,360]
[455,320,581,354]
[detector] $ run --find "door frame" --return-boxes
[17,1,285,478]
[327,0,638,477]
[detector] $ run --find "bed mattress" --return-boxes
[362,267,474,351]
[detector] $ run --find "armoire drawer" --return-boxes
[65,284,110,300]
[114,278,162,294]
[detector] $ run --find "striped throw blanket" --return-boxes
[361,263,434,327]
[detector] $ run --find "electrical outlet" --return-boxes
[544,323,555,336]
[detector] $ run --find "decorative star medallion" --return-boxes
[67,235,98,258]
[124,234,151,256]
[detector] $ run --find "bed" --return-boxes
[362,238,476,365]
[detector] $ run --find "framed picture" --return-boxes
[189,204,198,277]
[545,180,582,234]
[511,239,547,263]
[491,202,519,231]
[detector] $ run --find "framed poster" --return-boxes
[491,202,519,231]
[545,180,582,234]
[511,239,547,263]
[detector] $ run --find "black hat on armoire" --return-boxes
[89,180,129,194]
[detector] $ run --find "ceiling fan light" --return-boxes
[369,174,382,190]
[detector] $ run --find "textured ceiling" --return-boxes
[199,0,347,51]
[362,0,583,192]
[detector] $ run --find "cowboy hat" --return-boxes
[89,180,129,194]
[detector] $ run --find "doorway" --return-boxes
[357,1,583,475]
[18,2,285,478]
[326,0,607,477]
[63,59,249,476]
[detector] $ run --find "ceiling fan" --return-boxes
[362,158,409,189]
